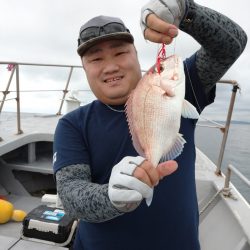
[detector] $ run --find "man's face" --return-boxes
[82,40,142,105]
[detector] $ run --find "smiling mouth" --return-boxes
[105,76,123,84]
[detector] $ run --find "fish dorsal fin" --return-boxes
[182,100,199,119]
[161,133,186,161]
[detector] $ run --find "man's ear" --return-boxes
[81,57,86,70]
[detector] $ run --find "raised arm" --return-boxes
[141,0,247,94]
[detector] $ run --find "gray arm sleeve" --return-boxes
[56,164,123,223]
[179,0,247,94]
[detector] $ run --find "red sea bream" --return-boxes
[126,54,199,171]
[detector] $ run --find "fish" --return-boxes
[125,55,199,204]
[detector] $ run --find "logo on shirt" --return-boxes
[53,152,57,165]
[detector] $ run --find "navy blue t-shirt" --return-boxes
[53,54,215,250]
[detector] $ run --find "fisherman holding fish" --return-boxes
[53,0,247,249]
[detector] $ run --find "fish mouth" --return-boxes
[104,76,124,85]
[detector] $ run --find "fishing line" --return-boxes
[184,60,203,114]
[173,38,178,81]
[172,37,204,115]
[173,37,177,56]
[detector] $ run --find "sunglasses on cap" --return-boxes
[78,22,130,46]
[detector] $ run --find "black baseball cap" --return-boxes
[77,15,134,56]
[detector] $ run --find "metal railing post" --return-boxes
[57,66,74,115]
[223,164,250,198]
[0,65,16,113]
[215,82,239,175]
[15,64,23,134]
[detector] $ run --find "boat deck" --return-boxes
[0,112,67,249]
[0,112,60,156]
[0,112,250,250]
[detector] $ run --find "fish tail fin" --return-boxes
[161,133,186,161]
[182,100,200,119]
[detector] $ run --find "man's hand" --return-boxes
[143,14,179,44]
[108,156,177,212]
[140,0,187,44]
[133,158,178,187]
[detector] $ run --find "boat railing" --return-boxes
[197,80,240,175]
[197,80,250,201]
[224,164,250,190]
[0,61,82,138]
[0,61,248,193]
[199,162,250,215]
[195,80,249,200]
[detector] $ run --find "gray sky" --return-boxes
[0,0,249,121]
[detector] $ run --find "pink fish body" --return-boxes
[126,55,199,167]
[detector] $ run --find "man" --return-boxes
[53,0,247,249]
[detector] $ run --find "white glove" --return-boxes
[108,156,153,212]
[140,0,187,35]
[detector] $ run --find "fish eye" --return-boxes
[154,65,164,73]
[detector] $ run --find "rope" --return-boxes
[199,189,223,216]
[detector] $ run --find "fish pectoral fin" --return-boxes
[181,100,200,119]
[161,133,186,161]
